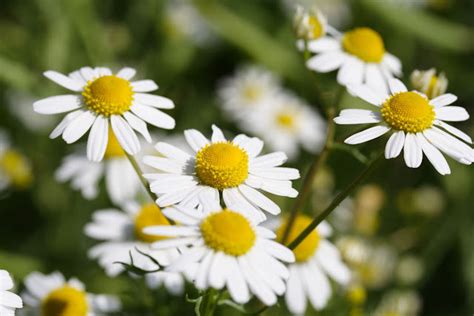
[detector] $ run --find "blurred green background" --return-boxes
[1,0,473,315]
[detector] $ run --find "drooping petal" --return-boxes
[385,131,405,159]
[87,115,109,162]
[403,133,423,168]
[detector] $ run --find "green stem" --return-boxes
[199,289,220,316]
[281,106,336,243]
[288,153,383,250]
[125,152,158,203]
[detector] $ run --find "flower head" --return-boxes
[21,271,120,316]
[294,5,328,40]
[410,68,448,99]
[34,67,175,161]
[335,79,473,175]
[0,270,23,315]
[143,125,299,220]
[0,131,33,192]
[143,194,295,306]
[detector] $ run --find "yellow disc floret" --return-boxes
[134,203,171,243]
[104,129,125,159]
[342,27,385,63]
[195,142,248,190]
[276,215,320,262]
[82,75,133,116]
[381,91,435,133]
[41,286,88,316]
[200,209,256,256]
[0,149,33,189]
[276,112,295,130]
[243,86,262,102]
[307,15,323,39]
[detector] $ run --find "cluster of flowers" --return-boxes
[1,4,471,316]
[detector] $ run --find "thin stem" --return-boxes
[199,289,219,316]
[125,152,158,203]
[288,153,383,250]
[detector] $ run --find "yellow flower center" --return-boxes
[243,86,262,102]
[195,142,248,190]
[134,203,171,243]
[0,149,32,189]
[276,112,295,130]
[425,75,439,99]
[342,27,385,63]
[104,129,125,159]
[82,75,133,116]
[41,286,88,316]
[200,209,256,256]
[307,15,323,39]
[276,215,320,262]
[381,91,435,133]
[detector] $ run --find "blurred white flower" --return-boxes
[6,91,56,131]
[293,5,328,41]
[374,289,422,316]
[145,194,295,306]
[410,68,448,99]
[275,216,351,314]
[283,0,351,28]
[84,201,185,294]
[34,66,175,161]
[246,92,326,160]
[0,269,23,315]
[336,79,473,175]
[21,271,120,315]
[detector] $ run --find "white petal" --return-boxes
[123,112,152,142]
[306,51,346,73]
[151,237,197,249]
[110,115,140,154]
[155,142,191,163]
[424,128,473,164]
[334,110,381,125]
[435,106,469,122]
[131,80,158,92]
[116,67,136,80]
[143,156,185,174]
[307,37,340,53]
[33,95,82,114]
[366,64,388,94]
[49,110,82,139]
[95,67,112,76]
[251,152,287,168]
[44,70,84,91]
[385,131,405,159]
[211,125,226,142]
[208,252,227,290]
[337,57,364,86]
[285,266,307,314]
[134,94,174,109]
[238,256,277,306]
[195,251,213,290]
[302,263,331,310]
[184,129,210,152]
[80,67,97,81]
[430,94,457,107]
[143,226,200,237]
[403,133,423,168]
[347,84,387,106]
[62,110,96,143]
[162,207,200,225]
[87,115,108,162]
[383,53,402,75]
[225,257,250,304]
[238,185,280,215]
[417,133,450,175]
[434,120,472,144]
[315,253,351,285]
[131,103,175,129]
[344,125,390,145]
[0,291,23,308]
[259,239,295,263]
[388,78,408,94]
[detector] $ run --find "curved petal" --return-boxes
[385,130,405,159]
[87,115,109,162]
[403,133,423,168]
[344,125,390,145]
[62,111,96,144]
[44,71,84,91]
[110,115,140,154]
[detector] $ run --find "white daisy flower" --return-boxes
[33,66,176,161]
[306,27,402,93]
[0,269,23,315]
[84,201,184,295]
[218,66,280,120]
[21,271,120,316]
[284,0,351,28]
[0,132,33,192]
[55,131,141,204]
[410,68,448,99]
[335,78,473,175]
[246,92,326,160]
[143,125,300,220]
[275,216,351,314]
[293,5,329,41]
[143,195,295,306]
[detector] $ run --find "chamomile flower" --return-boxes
[0,269,23,315]
[21,271,120,316]
[34,67,175,161]
[0,132,33,192]
[55,131,141,204]
[84,202,184,294]
[218,66,280,120]
[335,79,473,175]
[284,0,351,28]
[306,27,402,93]
[143,195,295,306]
[275,216,351,314]
[143,125,299,220]
[293,5,329,41]
[246,92,326,159]
[410,68,448,99]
